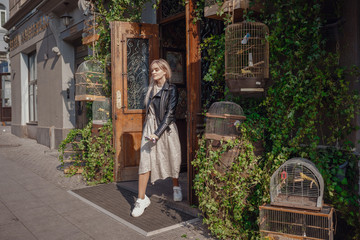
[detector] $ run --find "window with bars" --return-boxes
[28,52,37,123]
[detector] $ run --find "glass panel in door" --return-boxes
[126,38,149,110]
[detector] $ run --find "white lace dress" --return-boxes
[138,85,181,184]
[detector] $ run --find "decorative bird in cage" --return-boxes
[298,172,318,188]
[241,68,254,76]
[233,120,241,131]
[241,33,250,44]
[97,107,109,117]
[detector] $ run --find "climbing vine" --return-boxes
[59,121,115,184]
[92,0,154,60]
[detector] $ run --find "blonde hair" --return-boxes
[144,59,172,105]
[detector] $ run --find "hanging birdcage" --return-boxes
[270,158,324,210]
[204,0,262,21]
[204,101,246,141]
[225,21,269,93]
[75,60,106,101]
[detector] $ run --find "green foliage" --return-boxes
[193,127,263,239]
[93,0,154,60]
[315,147,359,227]
[58,128,85,175]
[200,33,226,107]
[193,0,360,239]
[58,121,115,184]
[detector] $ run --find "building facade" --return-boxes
[4,0,92,148]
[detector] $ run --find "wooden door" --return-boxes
[110,22,159,181]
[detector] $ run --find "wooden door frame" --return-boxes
[186,0,201,205]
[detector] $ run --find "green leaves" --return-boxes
[58,120,115,184]
[192,127,265,239]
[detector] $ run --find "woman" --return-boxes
[131,59,182,217]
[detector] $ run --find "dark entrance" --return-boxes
[0,73,11,122]
[160,18,187,172]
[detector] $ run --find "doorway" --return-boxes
[110,20,190,197]
[111,1,202,205]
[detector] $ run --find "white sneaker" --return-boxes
[131,195,151,217]
[173,186,182,202]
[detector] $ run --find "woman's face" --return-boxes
[151,63,166,82]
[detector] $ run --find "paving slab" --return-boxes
[0,202,18,226]
[22,214,86,240]
[62,206,146,240]
[0,221,37,240]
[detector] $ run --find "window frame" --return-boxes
[0,4,6,27]
[28,51,37,123]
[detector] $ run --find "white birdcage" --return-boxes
[270,158,324,210]
[259,158,334,240]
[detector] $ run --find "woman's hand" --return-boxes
[145,134,159,144]
[149,134,159,141]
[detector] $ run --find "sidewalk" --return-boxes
[0,126,214,240]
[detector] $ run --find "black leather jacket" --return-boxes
[146,81,178,138]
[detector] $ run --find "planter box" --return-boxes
[204,0,262,20]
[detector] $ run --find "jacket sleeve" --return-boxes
[154,85,178,137]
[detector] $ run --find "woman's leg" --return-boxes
[132,171,151,217]
[138,172,150,199]
[172,178,182,201]
[172,178,179,187]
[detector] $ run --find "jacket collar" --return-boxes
[153,81,169,97]
[162,81,170,90]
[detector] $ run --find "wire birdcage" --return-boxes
[259,204,334,240]
[270,158,324,210]
[204,102,246,173]
[92,98,111,125]
[75,60,106,101]
[204,101,246,141]
[225,21,269,93]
